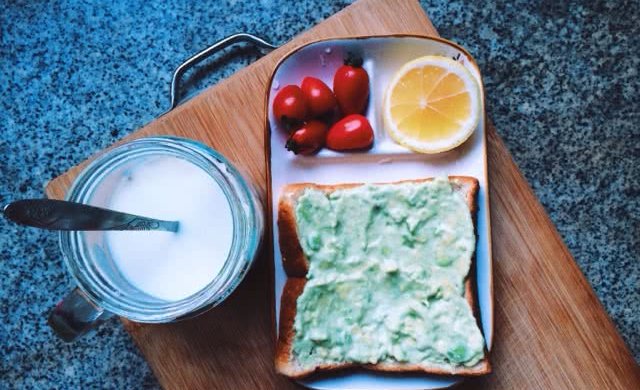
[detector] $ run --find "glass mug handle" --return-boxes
[48,288,112,342]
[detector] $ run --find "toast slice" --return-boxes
[275,176,490,379]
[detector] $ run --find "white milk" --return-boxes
[105,156,234,301]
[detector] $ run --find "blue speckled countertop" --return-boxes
[1,0,638,388]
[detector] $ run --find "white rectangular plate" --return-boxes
[267,35,493,390]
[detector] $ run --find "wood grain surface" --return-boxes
[45,0,640,388]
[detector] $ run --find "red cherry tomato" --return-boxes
[285,120,328,155]
[301,77,337,117]
[326,114,374,151]
[333,54,370,115]
[272,85,308,127]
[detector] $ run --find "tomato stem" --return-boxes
[344,52,364,68]
[285,137,300,154]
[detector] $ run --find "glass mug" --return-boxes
[49,136,263,341]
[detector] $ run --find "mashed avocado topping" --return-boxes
[292,178,485,368]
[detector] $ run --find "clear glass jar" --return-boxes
[49,136,263,340]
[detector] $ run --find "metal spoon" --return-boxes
[3,199,179,232]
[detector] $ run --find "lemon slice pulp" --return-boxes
[383,56,481,153]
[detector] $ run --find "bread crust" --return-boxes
[275,176,490,378]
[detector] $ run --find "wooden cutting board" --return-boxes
[45,0,640,388]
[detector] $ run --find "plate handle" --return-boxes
[165,33,277,114]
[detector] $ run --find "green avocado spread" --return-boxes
[292,178,485,368]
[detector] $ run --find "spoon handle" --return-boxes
[3,199,179,232]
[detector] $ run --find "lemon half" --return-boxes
[383,56,481,153]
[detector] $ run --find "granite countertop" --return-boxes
[1,0,638,388]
